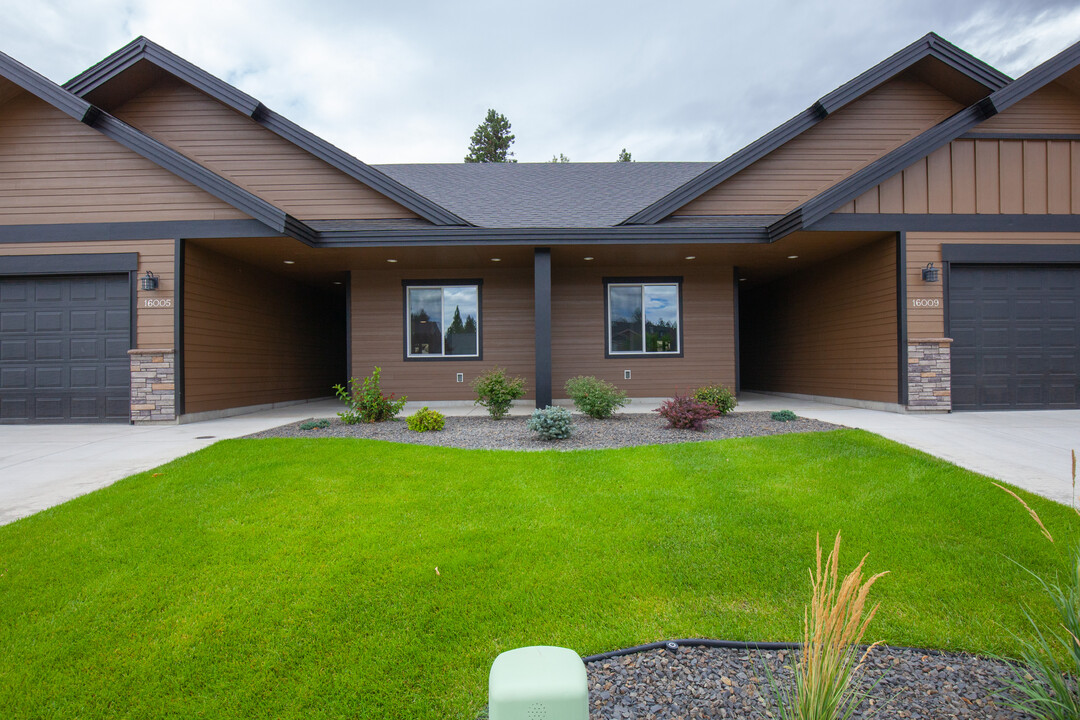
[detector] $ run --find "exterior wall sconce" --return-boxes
[140,270,159,291]
[921,262,940,283]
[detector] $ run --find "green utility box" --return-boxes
[488,645,588,720]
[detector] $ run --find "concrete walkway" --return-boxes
[1,393,1077,526]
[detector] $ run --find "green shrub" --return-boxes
[299,419,331,430]
[332,367,407,424]
[526,405,574,440]
[406,407,445,432]
[771,410,798,422]
[564,375,628,419]
[693,383,737,416]
[471,367,526,420]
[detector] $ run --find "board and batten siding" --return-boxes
[905,232,1080,338]
[838,138,1080,214]
[0,239,174,348]
[0,92,248,224]
[551,265,735,397]
[741,237,898,403]
[113,76,421,222]
[183,243,344,414]
[672,76,962,216]
[350,266,535,401]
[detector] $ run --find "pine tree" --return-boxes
[464,109,517,163]
[617,148,632,162]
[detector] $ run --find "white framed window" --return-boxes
[604,279,682,356]
[404,281,481,359]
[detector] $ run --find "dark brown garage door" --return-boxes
[0,274,130,423]
[949,265,1079,410]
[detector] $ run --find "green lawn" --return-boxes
[0,430,1076,719]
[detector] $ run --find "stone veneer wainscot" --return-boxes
[128,348,176,423]
[907,338,952,412]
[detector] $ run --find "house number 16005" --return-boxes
[910,298,940,308]
[142,297,173,309]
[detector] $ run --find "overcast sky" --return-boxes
[3,1,1080,164]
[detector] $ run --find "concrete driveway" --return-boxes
[1,394,1077,526]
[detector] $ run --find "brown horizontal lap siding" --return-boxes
[552,265,734,397]
[0,92,248,224]
[183,243,343,413]
[674,77,962,216]
[906,232,1080,337]
[741,237,897,403]
[114,76,421,222]
[0,239,174,347]
[350,267,535,401]
[841,138,1080,214]
[970,82,1080,134]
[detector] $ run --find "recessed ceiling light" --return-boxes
[739,277,747,282]
[787,255,799,259]
[583,256,594,261]
[332,281,342,285]
[491,257,501,262]
[283,260,295,265]
[386,258,398,263]
[685,255,696,260]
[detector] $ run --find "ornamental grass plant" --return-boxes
[770,532,889,720]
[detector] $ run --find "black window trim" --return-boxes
[401,278,484,362]
[603,276,684,359]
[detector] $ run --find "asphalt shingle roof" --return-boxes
[373,162,715,228]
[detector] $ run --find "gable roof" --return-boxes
[621,32,1011,225]
[64,37,468,227]
[374,163,713,228]
[0,48,317,244]
[773,35,1080,239]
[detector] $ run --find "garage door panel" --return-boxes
[1,339,27,361]
[0,274,130,423]
[950,264,1080,410]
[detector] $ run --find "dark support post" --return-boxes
[896,231,908,408]
[534,247,552,409]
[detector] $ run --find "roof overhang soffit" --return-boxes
[773,36,1080,240]
[0,48,317,246]
[64,37,470,227]
[620,32,1011,227]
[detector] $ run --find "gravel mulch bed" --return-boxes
[244,411,840,449]
[586,644,1031,719]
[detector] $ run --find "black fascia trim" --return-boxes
[64,36,260,116]
[620,108,823,225]
[534,248,552,409]
[0,50,95,122]
[174,238,185,417]
[896,232,908,407]
[400,278,484,362]
[317,225,773,247]
[809,213,1080,233]
[257,109,469,227]
[0,219,286,243]
[775,104,996,237]
[65,38,467,227]
[941,244,1080,264]
[0,252,138,275]
[989,37,1080,114]
[960,132,1080,141]
[86,113,316,245]
[816,33,1008,114]
[620,33,1008,227]
[602,276,685,360]
[779,37,1080,241]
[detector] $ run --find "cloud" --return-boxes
[1,0,1076,163]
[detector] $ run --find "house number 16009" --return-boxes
[910,298,940,308]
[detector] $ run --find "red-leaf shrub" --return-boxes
[654,394,721,430]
